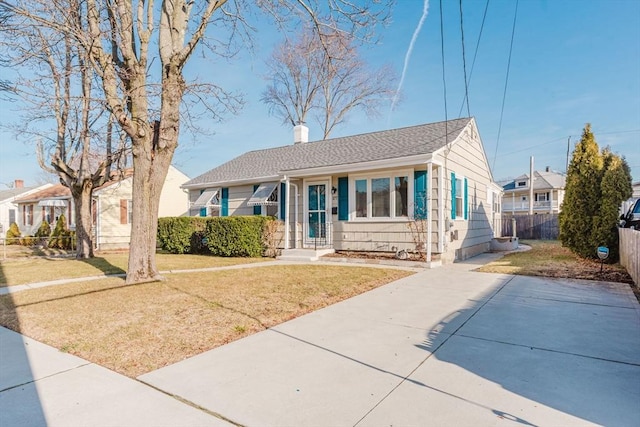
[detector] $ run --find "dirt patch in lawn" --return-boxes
[0,265,413,377]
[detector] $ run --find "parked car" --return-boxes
[620,198,640,229]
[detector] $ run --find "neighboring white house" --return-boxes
[0,180,53,237]
[501,168,566,215]
[183,118,502,265]
[14,166,190,249]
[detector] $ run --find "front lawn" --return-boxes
[0,265,413,377]
[0,253,269,287]
[477,240,633,284]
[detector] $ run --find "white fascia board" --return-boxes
[181,175,283,190]
[281,154,434,178]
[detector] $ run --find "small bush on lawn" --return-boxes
[35,220,51,245]
[49,214,73,249]
[5,222,21,245]
[206,216,269,257]
[20,235,35,246]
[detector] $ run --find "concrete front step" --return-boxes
[277,249,335,262]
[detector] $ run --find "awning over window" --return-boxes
[192,188,220,208]
[38,199,67,207]
[247,182,279,206]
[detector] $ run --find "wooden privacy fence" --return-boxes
[619,228,639,285]
[501,214,559,240]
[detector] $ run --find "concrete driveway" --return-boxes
[2,256,639,426]
[140,258,640,426]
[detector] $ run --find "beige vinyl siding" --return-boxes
[433,122,495,262]
[96,179,133,249]
[158,166,190,217]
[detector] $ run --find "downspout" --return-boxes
[289,181,299,249]
[427,161,433,263]
[284,177,290,250]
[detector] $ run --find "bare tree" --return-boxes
[0,0,393,284]
[1,11,127,258]
[262,28,398,139]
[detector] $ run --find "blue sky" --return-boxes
[1,0,639,187]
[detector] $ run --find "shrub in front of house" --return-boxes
[5,222,21,245]
[205,216,269,257]
[35,220,52,245]
[157,217,209,254]
[49,214,70,249]
[157,216,275,257]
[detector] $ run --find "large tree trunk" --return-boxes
[70,180,95,259]
[125,69,184,284]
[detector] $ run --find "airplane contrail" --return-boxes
[389,0,430,121]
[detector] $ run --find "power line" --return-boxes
[459,0,471,118]
[492,0,519,171]
[458,0,490,118]
[440,0,448,125]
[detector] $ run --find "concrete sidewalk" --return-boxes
[2,256,639,426]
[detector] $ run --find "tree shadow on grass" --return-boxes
[77,256,126,276]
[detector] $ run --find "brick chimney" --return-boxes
[14,179,24,188]
[293,123,309,144]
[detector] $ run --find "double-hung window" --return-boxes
[351,172,411,220]
[450,172,468,220]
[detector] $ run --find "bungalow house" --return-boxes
[501,168,566,215]
[0,180,53,237]
[14,165,190,249]
[183,118,503,265]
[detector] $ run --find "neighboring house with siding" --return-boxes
[501,169,566,215]
[0,180,53,237]
[183,117,502,265]
[14,166,189,249]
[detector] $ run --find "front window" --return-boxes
[371,178,390,217]
[517,180,527,187]
[535,192,549,202]
[351,172,411,220]
[455,178,464,218]
[355,179,367,218]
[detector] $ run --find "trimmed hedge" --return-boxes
[157,217,209,254]
[158,216,272,257]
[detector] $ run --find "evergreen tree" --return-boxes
[595,151,633,261]
[559,124,603,258]
[5,222,21,245]
[560,124,633,262]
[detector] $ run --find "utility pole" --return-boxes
[566,136,571,172]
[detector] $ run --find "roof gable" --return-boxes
[186,118,473,187]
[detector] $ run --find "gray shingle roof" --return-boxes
[186,118,472,187]
[0,186,46,203]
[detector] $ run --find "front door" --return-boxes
[306,182,330,246]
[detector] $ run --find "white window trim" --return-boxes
[348,169,414,222]
[453,174,466,221]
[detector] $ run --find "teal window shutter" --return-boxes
[338,177,348,220]
[221,188,229,216]
[252,185,261,215]
[451,172,457,219]
[199,189,206,217]
[463,178,468,220]
[413,170,427,219]
[280,183,286,220]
